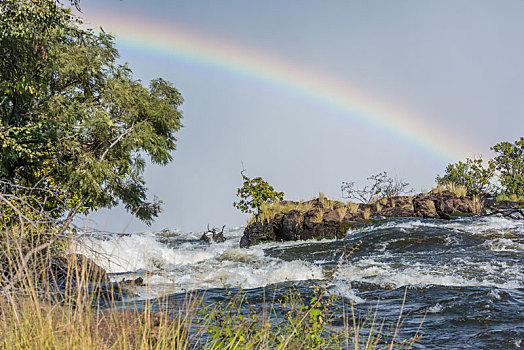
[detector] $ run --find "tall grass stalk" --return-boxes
[1,227,423,349]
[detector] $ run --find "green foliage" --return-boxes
[491,137,524,197]
[435,157,495,195]
[200,285,341,350]
[0,0,183,224]
[495,192,524,203]
[233,170,284,217]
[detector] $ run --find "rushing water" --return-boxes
[78,216,524,349]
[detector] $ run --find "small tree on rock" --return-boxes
[233,170,284,219]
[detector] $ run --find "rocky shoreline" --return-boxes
[240,191,524,247]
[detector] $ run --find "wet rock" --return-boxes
[240,209,351,247]
[200,225,227,244]
[277,210,303,241]
[240,220,276,248]
[239,191,480,247]
[485,208,524,220]
[120,277,145,287]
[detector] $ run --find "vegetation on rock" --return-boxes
[233,169,284,219]
[435,137,524,199]
[435,157,495,196]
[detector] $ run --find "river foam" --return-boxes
[74,228,324,295]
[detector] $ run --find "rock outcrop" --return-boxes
[240,191,480,247]
[240,205,356,248]
[412,191,475,217]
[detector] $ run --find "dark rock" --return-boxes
[241,209,351,247]
[304,209,322,229]
[413,195,437,217]
[413,191,474,217]
[120,277,145,287]
[322,208,344,224]
[277,210,303,241]
[434,200,452,220]
[240,220,276,248]
[199,232,211,244]
[239,191,481,247]
[485,199,523,210]
[379,205,414,217]
[485,208,524,220]
[200,225,227,244]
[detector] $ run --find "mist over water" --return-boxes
[77,216,524,349]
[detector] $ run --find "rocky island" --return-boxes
[240,190,523,247]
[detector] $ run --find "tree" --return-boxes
[0,0,183,232]
[341,171,411,203]
[435,158,495,195]
[491,137,524,197]
[233,170,284,218]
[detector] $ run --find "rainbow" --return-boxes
[83,10,480,162]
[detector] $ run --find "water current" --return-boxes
[78,216,524,349]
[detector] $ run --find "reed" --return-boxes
[471,195,485,215]
[432,183,467,197]
[347,201,360,214]
[0,210,422,349]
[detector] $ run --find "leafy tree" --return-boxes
[341,171,411,203]
[491,137,524,197]
[233,170,284,218]
[0,0,183,232]
[435,158,495,195]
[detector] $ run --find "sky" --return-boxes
[76,0,524,233]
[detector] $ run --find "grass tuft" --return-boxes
[432,182,467,197]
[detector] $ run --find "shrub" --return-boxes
[491,137,524,197]
[436,157,495,196]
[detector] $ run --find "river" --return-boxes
[78,216,524,349]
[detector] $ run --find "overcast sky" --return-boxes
[77,0,524,233]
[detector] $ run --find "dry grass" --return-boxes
[347,202,360,214]
[0,245,192,349]
[312,208,324,223]
[471,195,484,215]
[336,206,348,220]
[432,182,467,197]
[0,225,422,350]
[248,200,314,225]
[249,193,347,225]
[362,207,371,220]
[319,192,339,208]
